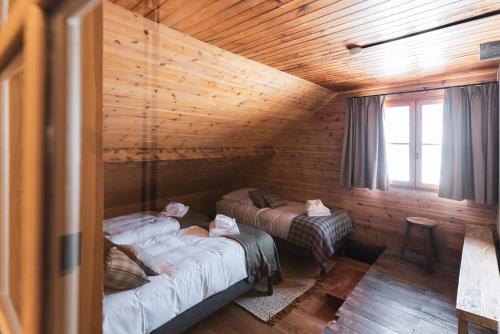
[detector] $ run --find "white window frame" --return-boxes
[385,97,443,191]
[384,99,416,188]
[416,99,443,191]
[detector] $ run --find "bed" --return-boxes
[216,190,354,274]
[103,212,279,334]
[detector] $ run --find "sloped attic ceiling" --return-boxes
[110,0,500,91]
[103,1,334,216]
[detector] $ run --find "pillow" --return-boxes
[161,202,189,218]
[104,237,159,276]
[117,244,159,276]
[222,188,255,204]
[249,190,267,208]
[104,247,149,291]
[104,236,115,253]
[107,217,180,245]
[177,210,210,229]
[104,212,158,236]
[263,193,287,209]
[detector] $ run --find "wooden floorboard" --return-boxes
[185,255,369,334]
[186,252,495,334]
[325,253,495,334]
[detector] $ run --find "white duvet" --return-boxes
[103,219,247,334]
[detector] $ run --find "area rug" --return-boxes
[234,255,335,323]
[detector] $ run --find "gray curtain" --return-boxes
[439,82,499,205]
[340,95,389,190]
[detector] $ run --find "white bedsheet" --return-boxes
[103,225,247,334]
[216,199,305,240]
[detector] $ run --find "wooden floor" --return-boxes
[325,253,494,334]
[186,255,370,334]
[187,252,494,334]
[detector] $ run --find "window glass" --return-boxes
[384,105,410,183]
[421,145,441,185]
[421,104,443,144]
[387,143,410,182]
[384,106,409,143]
[420,103,443,186]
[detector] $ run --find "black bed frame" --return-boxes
[151,275,274,334]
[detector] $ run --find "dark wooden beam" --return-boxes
[103,146,276,162]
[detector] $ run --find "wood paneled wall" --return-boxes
[234,68,499,266]
[103,1,333,217]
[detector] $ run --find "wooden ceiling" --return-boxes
[111,0,500,90]
[104,1,333,154]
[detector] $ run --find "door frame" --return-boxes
[0,1,47,333]
[0,0,103,333]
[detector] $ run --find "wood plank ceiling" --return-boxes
[110,0,500,91]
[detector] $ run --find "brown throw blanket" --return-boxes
[225,224,283,284]
[288,208,353,272]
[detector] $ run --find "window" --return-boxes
[384,98,443,190]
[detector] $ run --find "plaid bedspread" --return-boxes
[288,208,353,271]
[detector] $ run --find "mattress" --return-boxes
[103,221,247,334]
[216,198,305,240]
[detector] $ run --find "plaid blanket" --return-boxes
[288,208,353,271]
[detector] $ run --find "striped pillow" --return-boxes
[263,193,287,209]
[104,247,149,291]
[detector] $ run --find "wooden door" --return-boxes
[0,0,103,333]
[0,2,47,333]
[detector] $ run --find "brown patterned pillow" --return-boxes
[104,237,158,276]
[249,190,268,208]
[118,244,159,276]
[263,193,287,209]
[104,247,149,291]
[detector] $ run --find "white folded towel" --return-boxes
[209,214,240,237]
[161,202,189,218]
[306,199,331,217]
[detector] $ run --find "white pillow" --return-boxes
[107,217,180,245]
[103,212,158,235]
[222,188,255,204]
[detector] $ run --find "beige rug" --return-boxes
[234,255,334,323]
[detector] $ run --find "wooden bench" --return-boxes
[456,224,500,334]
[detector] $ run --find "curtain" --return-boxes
[439,82,499,205]
[340,95,389,190]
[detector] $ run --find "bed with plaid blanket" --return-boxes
[288,208,353,272]
[216,199,353,271]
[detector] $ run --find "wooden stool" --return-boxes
[400,217,439,274]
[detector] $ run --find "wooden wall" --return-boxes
[102,1,333,217]
[234,68,499,266]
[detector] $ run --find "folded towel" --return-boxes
[307,208,331,217]
[306,199,331,217]
[161,202,189,218]
[209,214,240,237]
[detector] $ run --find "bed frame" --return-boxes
[151,275,274,334]
[274,237,347,276]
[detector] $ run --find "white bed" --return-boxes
[103,214,247,334]
[216,198,305,240]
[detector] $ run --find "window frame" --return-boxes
[384,96,443,191]
[384,99,416,188]
[415,99,443,191]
